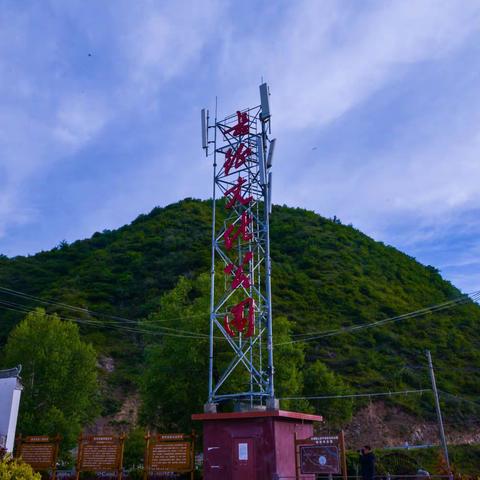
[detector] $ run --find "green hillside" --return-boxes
[0,198,479,428]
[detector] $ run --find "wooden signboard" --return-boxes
[16,435,61,479]
[295,431,347,480]
[144,432,195,480]
[76,433,125,480]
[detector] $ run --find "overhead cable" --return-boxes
[438,390,480,408]
[279,388,431,401]
[0,300,214,340]
[276,291,480,346]
[0,285,206,325]
[290,291,480,339]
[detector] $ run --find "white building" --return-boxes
[0,366,23,452]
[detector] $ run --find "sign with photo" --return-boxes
[295,432,347,479]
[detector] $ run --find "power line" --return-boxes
[290,291,480,339]
[405,364,480,374]
[0,285,207,325]
[438,390,480,409]
[275,291,480,346]
[2,285,479,348]
[0,300,217,341]
[279,388,431,401]
[0,285,215,338]
[0,303,207,339]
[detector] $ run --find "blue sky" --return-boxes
[1,0,480,294]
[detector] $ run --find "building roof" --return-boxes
[0,365,22,379]
[192,409,323,422]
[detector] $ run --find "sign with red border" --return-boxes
[16,434,61,479]
[144,432,195,480]
[76,433,125,480]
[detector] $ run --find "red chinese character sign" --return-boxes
[201,83,276,407]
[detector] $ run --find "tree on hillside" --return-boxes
[303,360,353,427]
[273,315,310,412]
[3,309,99,449]
[140,275,209,431]
[140,273,308,431]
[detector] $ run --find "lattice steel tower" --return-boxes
[201,83,277,409]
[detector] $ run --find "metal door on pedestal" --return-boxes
[232,438,256,480]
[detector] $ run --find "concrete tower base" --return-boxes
[192,409,323,480]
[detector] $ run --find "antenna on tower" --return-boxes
[267,138,276,169]
[201,108,209,155]
[268,172,273,213]
[259,83,270,122]
[257,135,266,185]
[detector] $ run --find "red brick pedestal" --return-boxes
[192,409,323,480]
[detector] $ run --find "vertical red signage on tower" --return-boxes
[221,112,255,337]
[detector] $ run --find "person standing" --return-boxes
[359,445,376,480]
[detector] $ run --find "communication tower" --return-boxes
[201,83,277,409]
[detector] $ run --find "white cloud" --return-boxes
[276,0,480,129]
[277,120,480,249]
[0,0,224,241]
[121,0,225,97]
[213,0,480,130]
[0,108,57,236]
[53,95,110,148]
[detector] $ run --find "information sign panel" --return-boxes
[295,432,347,479]
[76,434,125,480]
[16,434,60,478]
[300,445,340,474]
[144,432,195,480]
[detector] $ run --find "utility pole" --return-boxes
[426,350,451,473]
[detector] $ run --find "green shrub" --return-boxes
[0,454,41,479]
